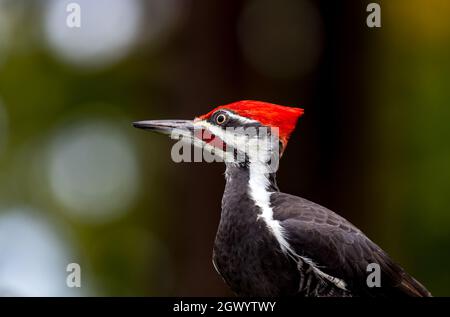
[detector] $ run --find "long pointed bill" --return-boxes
[133,119,229,162]
[133,119,225,147]
[133,120,195,136]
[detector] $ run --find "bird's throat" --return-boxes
[224,162,279,198]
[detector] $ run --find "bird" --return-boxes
[133,100,431,297]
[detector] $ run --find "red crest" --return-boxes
[197,100,304,145]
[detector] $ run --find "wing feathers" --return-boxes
[271,192,431,297]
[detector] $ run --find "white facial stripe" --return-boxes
[221,110,259,124]
[194,120,274,164]
[170,126,229,161]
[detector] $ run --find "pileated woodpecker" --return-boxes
[134,100,431,297]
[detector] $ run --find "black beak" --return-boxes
[133,120,195,135]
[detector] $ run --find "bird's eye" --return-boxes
[215,113,227,125]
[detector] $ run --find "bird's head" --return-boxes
[134,100,303,170]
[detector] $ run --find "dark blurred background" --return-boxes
[0,0,449,296]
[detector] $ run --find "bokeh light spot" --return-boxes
[48,119,140,223]
[0,208,78,296]
[44,0,143,69]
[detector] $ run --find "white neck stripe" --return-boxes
[247,161,348,291]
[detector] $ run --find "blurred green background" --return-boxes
[0,0,449,296]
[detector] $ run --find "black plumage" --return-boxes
[213,164,431,297]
